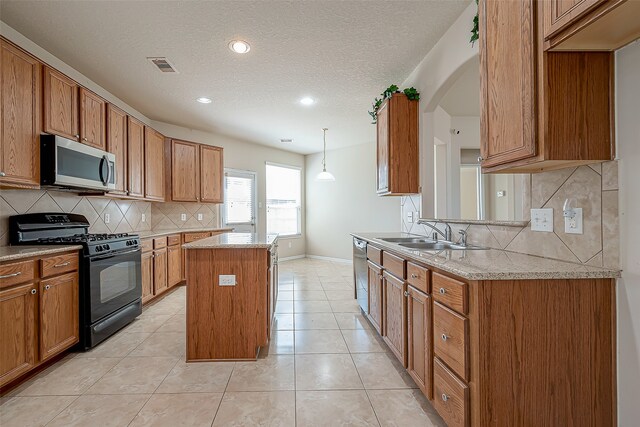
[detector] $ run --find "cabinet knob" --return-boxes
[44,285,51,290]
[0,171,6,177]
[411,273,418,279]
[441,393,449,402]
[439,287,446,295]
[74,134,80,138]
[83,137,88,141]
[31,289,37,295]
[441,333,449,342]
[477,156,484,163]
[404,291,409,297]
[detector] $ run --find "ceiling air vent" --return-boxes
[280,139,293,144]
[147,57,179,73]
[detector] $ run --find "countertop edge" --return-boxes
[183,233,278,249]
[351,232,621,281]
[0,245,84,262]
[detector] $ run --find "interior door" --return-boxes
[223,169,257,233]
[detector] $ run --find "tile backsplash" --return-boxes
[401,161,619,269]
[0,189,220,246]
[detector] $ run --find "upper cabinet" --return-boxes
[167,139,224,203]
[106,104,128,195]
[543,0,640,50]
[43,66,78,141]
[479,0,614,173]
[376,93,419,196]
[144,127,165,201]
[0,40,41,189]
[127,117,145,198]
[79,88,106,149]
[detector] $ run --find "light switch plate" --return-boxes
[565,208,583,234]
[531,208,553,232]
[197,213,203,221]
[141,213,146,223]
[104,213,110,224]
[181,213,187,221]
[219,275,236,286]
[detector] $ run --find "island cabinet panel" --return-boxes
[38,272,79,362]
[366,261,383,335]
[383,271,407,367]
[407,285,431,399]
[43,66,78,141]
[200,145,223,203]
[144,127,165,201]
[127,117,145,198]
[79,88,106,150]
[186,248,269,361]
[0,40,41,189]
[106,104,128,195]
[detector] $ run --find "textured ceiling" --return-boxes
[0,0,469,154]
[439,55,480,117]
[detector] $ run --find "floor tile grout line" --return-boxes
[41,394,83,427]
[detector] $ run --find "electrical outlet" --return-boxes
[197,213,203,221]
[141,213,146,223]
[104,213,110,224]
[565,208,583,234]
[181,213,187,221]
[530,208,553,232]
[219,275,236,286]
[407,211,414,223]
[288,242,292,248]
[496,190,506,198]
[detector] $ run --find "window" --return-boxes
[223,170,257,232]
[266,163,301,236]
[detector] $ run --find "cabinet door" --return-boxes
[167,245,182,287]
[0,283,38,387]
[367,261,383,335]
[79,88,106,149]
[39,272,79,362]
[43,66,78,141]
[0,41,41,188]
[544,0,605,38]
[407,285,431,399]
[107,104,127,194]
[153,248,168,295]
[383,272,407,367]
[127,117,145,198]
[376,101,390,194]
[171,139,199,202]
[200,145,224,203]
[479,0,537,169]
[141,250,154,303]
[144,127,165,201]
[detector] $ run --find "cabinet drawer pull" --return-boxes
[439,287,446,294]
[54,262,71,268]
[45,285,51,290]
[441,393,449,402]
[411,273,418,279]
[441,333,449,342]
[30,288,37,295]
[0,271,22,279]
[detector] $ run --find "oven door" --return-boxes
[87,248,142,323]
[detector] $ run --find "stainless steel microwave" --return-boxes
[40,134,116,191]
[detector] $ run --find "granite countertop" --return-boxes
[183,232,278,249]
[136,227,234,239]
[352,232,621,281]
[0,245,83,263]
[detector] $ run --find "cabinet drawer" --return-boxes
[366,245,382,265]
[433,357,469,427]
[0,260,36,288]
[432,272,468,315]
[433,302,468,381]
[141,239,153,253]
[407,262,429,294]
[382,252,405,280]
[167,234,181,246]
[40,253,78,278]
[153,237,167,249]
[183,232,211,243]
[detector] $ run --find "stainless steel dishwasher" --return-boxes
[353,237,368,313]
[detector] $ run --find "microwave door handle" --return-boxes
[100,155,111,186]
[106,156,112,185]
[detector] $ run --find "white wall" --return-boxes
[305,142,400,260]
[615,40,640,426]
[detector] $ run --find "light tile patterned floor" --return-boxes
[0,258,446,427]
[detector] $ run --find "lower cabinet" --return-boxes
[407,285,431,399]
[141,250,154,303]
[366,261,383,334]
[39,272,79,362]
[167,245,182,287]
[382,271,407,367]
[433,357,469,427]
[153,247,168,296]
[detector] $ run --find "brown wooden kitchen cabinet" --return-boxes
[200,145,224,203]
[544,0,605,37]
[107,104,128,195]
[79,88,106,149]
[0,251,80,389]
[0,40,41,189]
[168,139,224,203]
[407,285,431,399]
[43,66,78,141]
[167,236,182,288]
[153,247,168,295]
[376,93,419,195]
[144,127,165,201]
[366,260,384,335]
[127,116,145,198]
[382,271,407,367]
[479,0,614,173]
[141,249,154,304]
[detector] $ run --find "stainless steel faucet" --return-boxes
[458,229,468,246]
[418,220,452,242]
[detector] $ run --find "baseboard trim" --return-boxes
[279,255,307,262]
[306,255,352,264]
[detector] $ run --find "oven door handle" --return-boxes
[89,248,141,261]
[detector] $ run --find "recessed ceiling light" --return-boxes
[229,40,251,54]
[300,97,315,106]
[196,97,212,104]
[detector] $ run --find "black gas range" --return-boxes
[10,213,142,349]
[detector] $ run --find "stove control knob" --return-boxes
[104,244,110,251]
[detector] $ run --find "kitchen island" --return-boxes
[183,232,278,361]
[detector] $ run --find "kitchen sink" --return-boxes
[399,242,487,251]
[378,237,430,243]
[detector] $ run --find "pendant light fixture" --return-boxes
[316,128,335,181]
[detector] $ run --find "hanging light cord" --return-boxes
[322,128,328,172]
